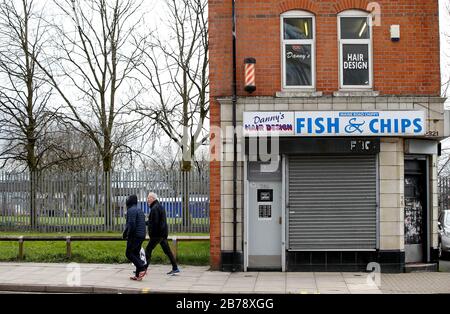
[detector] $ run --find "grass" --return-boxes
[0,232,210,265]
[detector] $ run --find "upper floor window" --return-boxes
[281,11,315,90]
[338,10,373,89]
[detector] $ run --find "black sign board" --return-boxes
[343,44,370,86]
[245,137,381,155]
[257,189,273,202]
[349,139,379,153]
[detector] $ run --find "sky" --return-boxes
[439,0,450,151]
[440,0,450,110]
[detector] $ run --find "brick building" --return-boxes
[209,0,449,272]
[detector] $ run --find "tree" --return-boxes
[0,0,62,227]
[34,0,148,226]
[439,141,450,177]
[439,1,450,177]
[37,123,100,172]
[0,0,53,172]
[135,0,209,171]
[134,0,209,230]
[442,0,450,102]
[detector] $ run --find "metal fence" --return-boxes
[0,170,209,234]
[439,176,450,214]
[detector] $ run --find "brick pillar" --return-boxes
[209,99,222,270]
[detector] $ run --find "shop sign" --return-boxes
[243,111,426,137]
[243,112,295,136]
[295,111,425,137]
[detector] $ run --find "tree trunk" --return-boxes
[30,171,37,229]
[181,160,192,231]
[27,142,38,229]
[104,172,113,229]
[103,156,113,229]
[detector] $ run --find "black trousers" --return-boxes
[145,237,178,269]
[126,237,145,275]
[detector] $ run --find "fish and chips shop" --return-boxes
[239,109,445,272]
[208,0,449,273]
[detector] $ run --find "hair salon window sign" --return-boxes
[339,15,372,88]
[343,45,369,86]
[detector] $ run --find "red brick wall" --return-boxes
[209,0,441,97]
[208,0,441,269]
[209,106,221,269]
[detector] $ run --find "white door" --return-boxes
[248,181,282,269]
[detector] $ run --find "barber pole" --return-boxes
[244,57,256,93]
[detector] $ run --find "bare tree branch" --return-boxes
[134,0,209,172]
[0,0,63,172]
[33,0,148,172]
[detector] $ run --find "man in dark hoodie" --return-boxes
[145,192,180,275]
[123,194,147,281]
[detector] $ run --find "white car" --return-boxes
[438,210,450,259]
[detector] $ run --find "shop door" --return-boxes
[247,161,282,269]
[404,159,427,263]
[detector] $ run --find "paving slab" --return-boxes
[318,288,350,294]
[287,288,319,294]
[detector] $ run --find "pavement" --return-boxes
[1,262,450,294]
[439,258,450,272]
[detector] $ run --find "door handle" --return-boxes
[279,217,282,225]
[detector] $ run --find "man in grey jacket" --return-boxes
[123,194,147,281]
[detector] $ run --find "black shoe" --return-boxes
[167,268,180,275]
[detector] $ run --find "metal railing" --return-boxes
[0,170,209,234]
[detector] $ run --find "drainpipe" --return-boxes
[231,0,238,272]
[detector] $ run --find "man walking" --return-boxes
[123,194,147,281]
[145,192,180,275]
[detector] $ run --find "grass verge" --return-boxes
[0,232,209,266]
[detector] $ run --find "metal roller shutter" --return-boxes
[288,155,377,251]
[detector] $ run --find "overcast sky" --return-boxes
[440,0,450,109]
[439,0,450,151]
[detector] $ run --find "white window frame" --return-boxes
[338,10,373,90]
[281,10,316,91]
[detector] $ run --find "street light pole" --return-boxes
[231,0,238,272]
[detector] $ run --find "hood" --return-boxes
[126,194,138,208]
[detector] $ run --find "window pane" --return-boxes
[285,44,312,86]
[342,44,369,86]
[341,17,370,39]
[284,18,313,40]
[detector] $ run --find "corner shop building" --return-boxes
[208,0,450,272]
